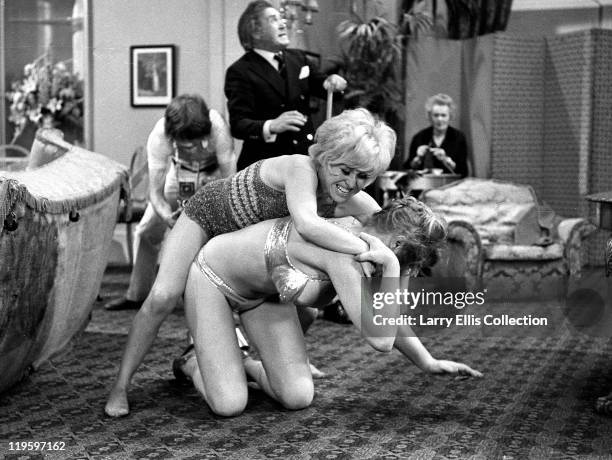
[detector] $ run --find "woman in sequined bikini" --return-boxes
[106,108,397,417]
[174,197,482,416]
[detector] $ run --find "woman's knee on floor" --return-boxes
[206,384,248,417]
[274,375,314,410]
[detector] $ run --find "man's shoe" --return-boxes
[104,297,143,311]
[322,301,352,324]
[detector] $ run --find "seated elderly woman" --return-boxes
[174,197,482,416]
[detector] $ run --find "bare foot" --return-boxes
[241,356,262,390]
[309,362,326,379]
[105,385,129,417]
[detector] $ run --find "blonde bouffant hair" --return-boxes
[309,108,396,177]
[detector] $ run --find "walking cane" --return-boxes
[326,87,333,120]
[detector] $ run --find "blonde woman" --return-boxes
[174,198,482,416]
[106,108,396,417]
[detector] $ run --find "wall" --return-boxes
[403,0,612,170]
[301,0,400,68]
[89,0,402,167]
[507,0,612,36]
[90,0,248,166]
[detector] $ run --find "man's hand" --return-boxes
[269,110,307,134]
[162,208,181,228]
[153,199,181,229]
[323,74,347,92]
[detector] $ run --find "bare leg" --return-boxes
[182,264,248,416]
[105,214,208,417]
[296,306,317,334]
[241,302,314,410]
[295,307,326,378]
[125,204,168,301]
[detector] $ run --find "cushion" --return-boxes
[423,179,561,246]
[514,204,541,245]
[484,243,564,261]
[27,128,68,170]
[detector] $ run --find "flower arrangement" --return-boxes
[6,56,84,143]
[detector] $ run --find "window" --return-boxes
[1,0,90,148]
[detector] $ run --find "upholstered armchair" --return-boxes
[420,178,596,299]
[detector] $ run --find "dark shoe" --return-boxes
[595,393,612,415]
[172,344,195,384]
[104,297,143,311]
[322,301,352,324]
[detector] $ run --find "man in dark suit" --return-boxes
[225,0,347,170]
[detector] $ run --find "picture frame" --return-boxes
[130,45,175,107]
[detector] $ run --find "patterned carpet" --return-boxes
[1,266,612,459]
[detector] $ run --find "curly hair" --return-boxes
[308,108,395,177]
[424,93,456,119]
[364,197,447,272]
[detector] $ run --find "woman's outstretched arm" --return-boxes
[392,332,483,377]
[327,232,482,378]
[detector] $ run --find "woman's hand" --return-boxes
[416,145,429,158]
[354,232,399,273]
[423,359,483,378]
[164,208,182,228]
[430,147,446,160]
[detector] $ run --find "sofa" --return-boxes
[0,131,128,393]
[420,178,596,299]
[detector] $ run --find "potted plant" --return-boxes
[336,15,403,122]
[6,55,84,147]
[333,1,433,167]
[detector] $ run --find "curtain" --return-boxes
[404,35,494,177]
[445,0,513,39]
[402,0,513,39]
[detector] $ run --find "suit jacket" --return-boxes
[225,49,328,170]
[403,126,469,177]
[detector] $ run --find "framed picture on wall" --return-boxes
[130,45,175,107]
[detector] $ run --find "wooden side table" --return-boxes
[585,191,612,276]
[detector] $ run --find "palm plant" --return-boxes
[336,15,403,120]
[333,1,433,166]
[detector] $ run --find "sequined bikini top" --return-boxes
[264,217,333,308]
